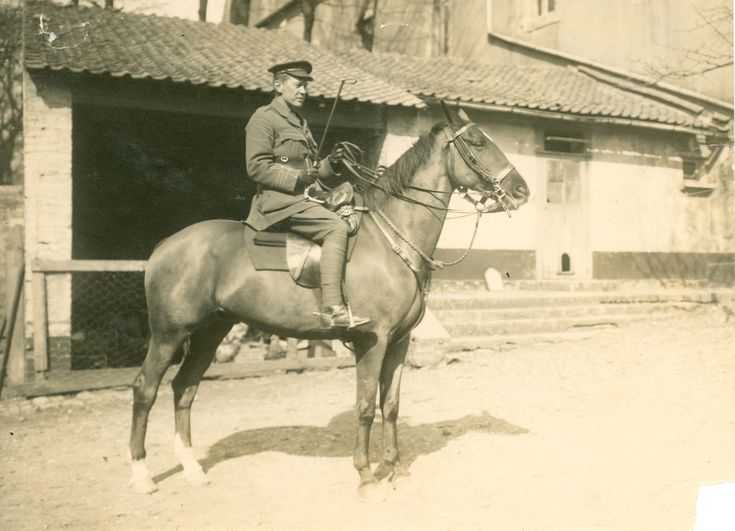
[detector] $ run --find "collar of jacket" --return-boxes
[270,97,306,129]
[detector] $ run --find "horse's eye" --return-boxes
[468,138,485,148]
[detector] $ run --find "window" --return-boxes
[526,0,560,30]
[543,132,588,155]
[537,0,556,16]
[547,159,580,204]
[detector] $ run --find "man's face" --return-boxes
[274,74,308,109]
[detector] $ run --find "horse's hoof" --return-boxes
[129,476,158,494]
[183,468,210,487]
[390,466,411,483]
[375,463,411,485]
[357,480,387,503]
[374,464,393,482]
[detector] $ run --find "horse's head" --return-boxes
[440,101,530,214]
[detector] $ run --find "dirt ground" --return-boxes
[2,305,734,531]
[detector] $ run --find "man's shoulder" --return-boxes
[246,104,277,130]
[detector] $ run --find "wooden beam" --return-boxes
[3,227,26,387]
[32,272,48,377]
[32,260,147,273]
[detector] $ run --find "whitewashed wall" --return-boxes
[22,72,73,341]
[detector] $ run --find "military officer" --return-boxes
[244,60,371,329]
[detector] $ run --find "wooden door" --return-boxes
[539,158,589,278]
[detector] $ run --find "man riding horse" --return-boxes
[244,60,371,330]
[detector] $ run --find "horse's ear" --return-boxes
[457,107,472,123]
[440,100,463,127]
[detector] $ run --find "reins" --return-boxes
[333,119,518,275]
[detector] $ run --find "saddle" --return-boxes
[244,182,363,289]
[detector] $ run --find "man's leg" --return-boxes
[288,206,370,327]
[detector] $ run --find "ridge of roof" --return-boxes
[488,31,734,113]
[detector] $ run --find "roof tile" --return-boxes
[24,1,423,108]
[338,49,705,128]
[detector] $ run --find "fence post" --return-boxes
[32,271,48,378]
[4,226,26,387]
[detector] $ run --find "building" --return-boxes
[336,48,733,284]
[251,0,733,103]
[7,1,734,384]
[252,0,735,284]
[17,0,421,378]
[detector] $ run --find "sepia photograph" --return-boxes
[1,0,733,529]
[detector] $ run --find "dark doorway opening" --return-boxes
[72,104,251,260]
[561,252,572,273]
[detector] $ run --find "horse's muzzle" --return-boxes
[498,169,530,210]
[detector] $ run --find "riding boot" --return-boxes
[319,227,371,329]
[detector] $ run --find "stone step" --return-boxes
[407,330,596,366]
[430,279,722,293]
[442,311,682,337]
[428,289,720,310]
[434,301,704,323]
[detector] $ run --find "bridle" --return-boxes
[443,121,518,216]
[339,120,518,217]
[330,118,520,277]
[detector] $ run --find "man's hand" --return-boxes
[298,163,320,186]
[327,144,346,171]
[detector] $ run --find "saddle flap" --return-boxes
[287,232,321,286]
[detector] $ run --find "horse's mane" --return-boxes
[362,122,445,210]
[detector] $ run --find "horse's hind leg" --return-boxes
[171,318,232,486]
[129,330,187,493]
[375,335,410,483]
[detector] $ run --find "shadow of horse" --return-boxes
[153,410,527,484]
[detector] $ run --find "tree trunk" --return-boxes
[198,0,208,22]
[355,0,377,51]
[230,0,251,26]
[302,0,317,43]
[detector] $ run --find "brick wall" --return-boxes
[22,72,73,369]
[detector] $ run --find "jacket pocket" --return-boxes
[274,131,310,161]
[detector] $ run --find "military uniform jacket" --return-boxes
[244,97,336,230]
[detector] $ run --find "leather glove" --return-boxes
[327,144,346,172]
[297,163,320,186]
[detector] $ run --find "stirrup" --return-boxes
[313,304,371,329]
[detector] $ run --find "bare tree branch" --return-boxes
[693,3,732,45]
[0,4,22,184]
[639,2,732,85]
[230,0,250,25]
[302,0,318,43]
[355,0,377,50]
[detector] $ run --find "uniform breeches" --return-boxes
[287,206,348,307]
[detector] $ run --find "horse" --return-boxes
[128,102,530,499]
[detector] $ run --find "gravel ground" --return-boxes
[1,305,734,531]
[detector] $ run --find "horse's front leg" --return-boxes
[375,335,410,483]
[353,335,387,501]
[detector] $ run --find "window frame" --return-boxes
[524,0,561,30]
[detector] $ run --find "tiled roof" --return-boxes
[23,1,424,108]
[338,48,716,131]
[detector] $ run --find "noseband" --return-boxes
[445,121,517,216]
